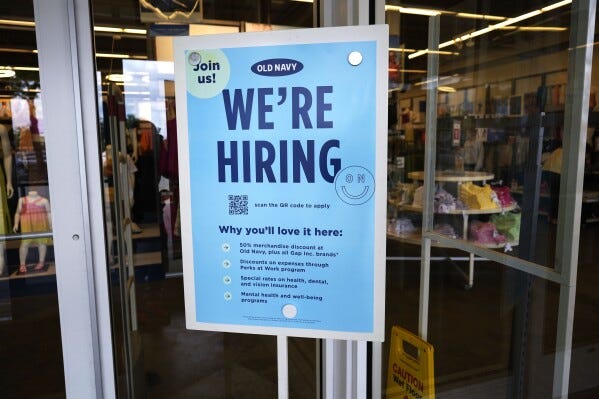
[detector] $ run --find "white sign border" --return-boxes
[174,24,388,342]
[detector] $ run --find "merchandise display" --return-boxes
[490,212,521,243]
[387,217,418,236]
[13,191,52,274]
[387,170,519,287]
[468,220,506,246]
[459,182,499,210]
[3,1,599,398]
[433,223,460,240]
[0,101,53,278]
[491,186,516,207]
[434,185,466,213]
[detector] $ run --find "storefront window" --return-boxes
[0,2,65,398]
[385,1,599,397]
[93,0,316,396]
[6,0,598,397]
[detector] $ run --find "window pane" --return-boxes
[0,1,65,398]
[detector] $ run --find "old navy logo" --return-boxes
[251,58,303,77]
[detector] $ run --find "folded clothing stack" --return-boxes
[434,223,460,239]
[468,220,506,245]
[460,182,499,210]
[412,186,424,208]
[397,183,416,206]
[434,186,467,213]
[490,212,521,243]
[388,218,418,236]
[491,186,515,207]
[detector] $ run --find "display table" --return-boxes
[388,171,519,288]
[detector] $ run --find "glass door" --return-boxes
[92,1,319,397]
[383,1,599,398]
[0,3,66,398]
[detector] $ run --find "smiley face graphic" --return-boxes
[334,166,375,205]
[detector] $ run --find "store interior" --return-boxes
[1,0,599,398]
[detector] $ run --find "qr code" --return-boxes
[228,195,248,215]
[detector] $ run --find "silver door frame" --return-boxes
[34,0,115,397]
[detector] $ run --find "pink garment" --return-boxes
[469,220,506,245]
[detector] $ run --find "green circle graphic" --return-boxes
[185,49,230,99]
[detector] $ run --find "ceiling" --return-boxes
[0,0,587,95]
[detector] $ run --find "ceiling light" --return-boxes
[13,66,40,71]
[0,47,37,54]
[0,20,147,37]
[387,7,506,21]
[0,67,16,78]
[0,19,35,27]
[400,69,427,74]
[455,13,505,21]
[123,28,147,34]
[494,10,543,28]
[94,26,147,35]
[541,0,572,12]
[408,50,459,60]
[106,74,132,82]
[410,0,572,59]
[385,5,441,16]
[438,86,456,92]
[94,26,122,33]
[389,47,416,53]
[96,53,131,59]
[123,91,151,96]
[408,49,428,59]
[115,82,147,87]
[495,26,568,32]
[514,26,568,31]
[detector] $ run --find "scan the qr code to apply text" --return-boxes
[228,195,248,215]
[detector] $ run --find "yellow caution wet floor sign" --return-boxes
[386,326,435,399]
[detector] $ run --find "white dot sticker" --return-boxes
[188,51,201,66]
[348,51,363,66]
[282,304,298,319]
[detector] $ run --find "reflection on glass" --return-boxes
[384,2,599,398]
[94,1,316,397]
[0,2,64,397]
[386,2,574,269]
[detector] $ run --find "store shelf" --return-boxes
[390,202,518,215]
[132,251,162,267]
[387,232,518,250]
[4,263,56,280]
[390,170,520,288]
[407,170,494,182]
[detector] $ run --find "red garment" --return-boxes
[137,121,155,154]
[165,118,178,180]
[491,186,515,207]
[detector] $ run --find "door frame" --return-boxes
[34,0,115,397]
[35,0,386,398]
